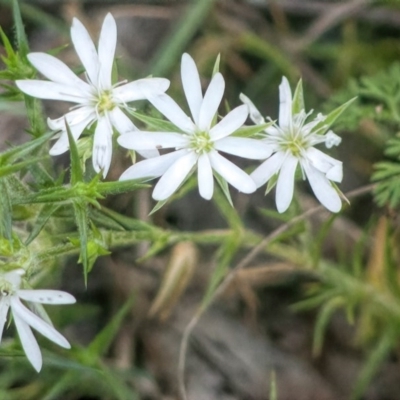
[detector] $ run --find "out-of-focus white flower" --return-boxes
[241,77,343,213]
[0,269,76,372]
[118,53,272,201]
[16,13,169,177]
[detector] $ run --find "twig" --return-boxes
[177,183,376,400]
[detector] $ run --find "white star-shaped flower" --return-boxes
[241,77,343,213]
[16,13,169,177]
[0,269,76,372]
[118,53,272,201]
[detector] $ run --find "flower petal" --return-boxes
[250,151,286,188]
[148,94,195,133]
[239,93,265,125]
[279,76,292,130]
[71,17,99,85]
[16,80,88,103]
[118,131,187,151]
[209,104,248,141]
[109,107,138,133]
[47,106,94,130]
[11,296,70,349]
[306,147,343,182]
[208,150,256,194]
[49,112,94,156]
[303,162,342,212]
[13,311,42,372]
[153,151,198,200]
[98,13,117,89]
[198,72,225,132]
[181,53,203,125]
[197,153,213,200]
[275,154,298,213]
[92,117,113,177]
[17,290,76,305]
[0,298,10,344]
[27,53,90,91]
[119,149,187,181]
[114,78,170,103]
[214,137,272,159]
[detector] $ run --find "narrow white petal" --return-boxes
[47,106,94,130]
[208,150,256,194]
[109,107,138,134]
[71,17,99,85]
[153,151,198,200]
[250,151,286,187]
[303,162,342,212]
[0,298,10,343]
[17,290,76,305]
[306,147,343,182]
[110,107,161,157]
[27,53,90,91]
[209,105,248,141]
[49,112,94,156]
[98,13,117,89]
[92,117,113,178]
[148,94,195,133]
[279,77,292,130]
[114,78,170,103]
[119,149,186,181]
[16,80,88,103]
[239,93,265,125]
[197,153,213,200]
[198,73,225,131]
[215,137,272,159]
[275,154,298,213]
[326,164,343,182]
[11,297,70,349]
[13,311,42,372]
[118,131,187,150]
[181,53,203,125]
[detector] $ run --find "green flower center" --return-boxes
[190,131,214,153]
[279,127,309,157]
[96,91,115,115]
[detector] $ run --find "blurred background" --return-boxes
[1,0,400,399]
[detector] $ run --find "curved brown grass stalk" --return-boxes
[177,183,376,400]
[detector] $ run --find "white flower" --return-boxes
[16,13,169,177]
[118,53,272,201]
[241,77,343,213]
[0,269,76,372]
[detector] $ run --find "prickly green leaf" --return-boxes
[25,203,60,245]
[214,172,233,208]
[73,200,89,285]
[292,79,304,115]
[67,122,83,185]
[212,54,221,76]
[313,97,357,135]
[96,180,149,196]
[0,131,53,165]
[265,173,278,195]
[12,0,29,58]
[131,111,178,132]
[233,121,274,138]
[0,180,12,242]
[0,156,49,178]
